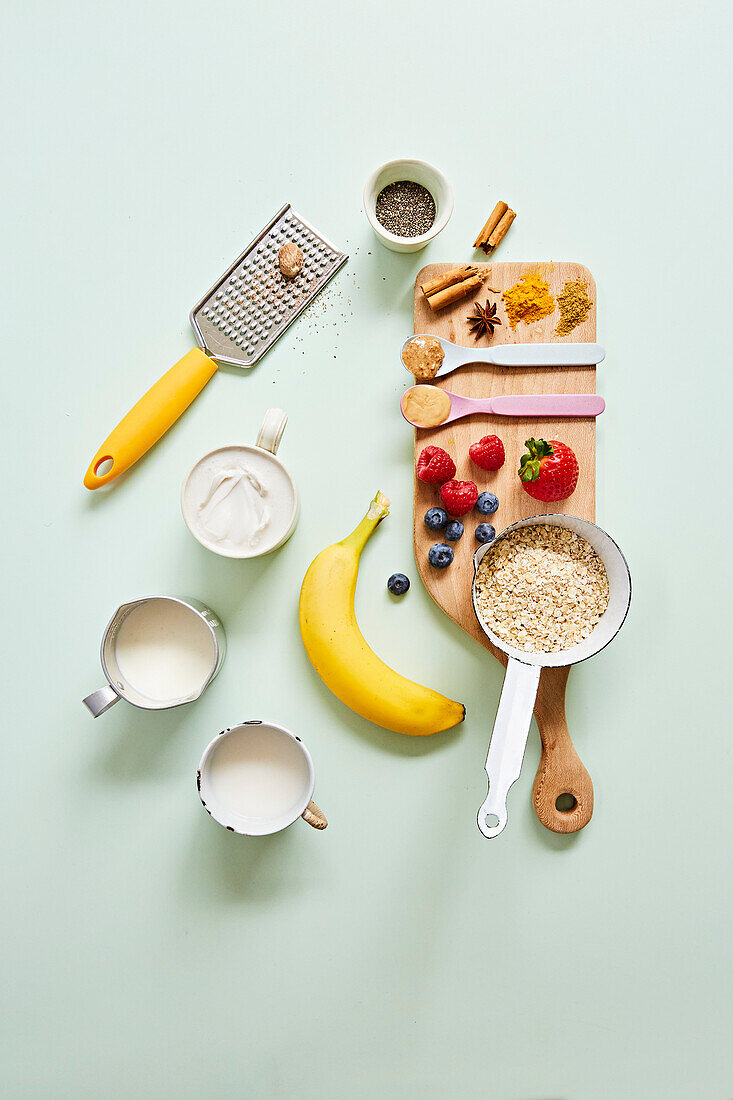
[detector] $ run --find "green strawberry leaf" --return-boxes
[523,437,553,459]
[519,438,553,481]
[519,458,541,482]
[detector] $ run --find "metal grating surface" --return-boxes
[190,205,348,368]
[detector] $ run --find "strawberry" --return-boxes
[469,434,505,471]
[440,479,479,516]
[417,445,456,485]
[518,438,579,502]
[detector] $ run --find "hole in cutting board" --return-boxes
[555,793,577,813]
[483,813,500,829]
[95,457,113,477]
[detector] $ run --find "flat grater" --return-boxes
[84,205,348,489]
[191,204,348,368]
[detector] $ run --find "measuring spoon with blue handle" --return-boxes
[401,335,605,380]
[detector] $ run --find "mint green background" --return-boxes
[2,2,731,1097]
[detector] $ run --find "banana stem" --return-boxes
[341,491,391,554]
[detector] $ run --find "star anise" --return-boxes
[467,299,502,341]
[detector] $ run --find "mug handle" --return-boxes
[302,800,328,830]
[83,684,121,717]
[256,408,287,455]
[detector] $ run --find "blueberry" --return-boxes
[445,520,464,541]
[424,507,448,531]
[387,573,410,596]
[428,543,454,568]
[475,523,496,543]
[476,492,499,515]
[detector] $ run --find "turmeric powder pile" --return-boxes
[502,268,556,330]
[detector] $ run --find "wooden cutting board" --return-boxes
[412,262,598,833]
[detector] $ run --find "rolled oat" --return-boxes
[474,524,609,653]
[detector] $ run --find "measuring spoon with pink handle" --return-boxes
[400,386,605,428]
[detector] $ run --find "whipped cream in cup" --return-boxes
[181,409,299,559]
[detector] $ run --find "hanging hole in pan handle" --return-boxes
[477,797,507,839]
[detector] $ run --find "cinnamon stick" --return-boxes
[487,208,516,251]
[474,202,508,250]
[420,265,475,299]
[425,273,485,312]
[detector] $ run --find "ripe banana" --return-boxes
[299,490,465,736]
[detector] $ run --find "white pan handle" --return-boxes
[478,659,542,838]
[489,342,605,367]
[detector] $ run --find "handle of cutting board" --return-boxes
[532,666,594,833]
[83,348,218,489]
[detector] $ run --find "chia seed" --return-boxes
[375,180,436,238]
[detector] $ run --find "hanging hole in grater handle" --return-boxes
[95,457,114,477]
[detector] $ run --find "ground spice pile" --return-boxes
[555,279,593,336]
[502,268,556,329]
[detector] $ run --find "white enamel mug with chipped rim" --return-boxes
[181,408,299,559]
[472,515,632,839]
[197,720,327,836]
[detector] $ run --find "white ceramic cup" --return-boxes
[197,720,327,836]
[363,158,454,253]
[181,409,299,559]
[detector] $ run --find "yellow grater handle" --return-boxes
[83,348,218,489]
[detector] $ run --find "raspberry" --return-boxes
[440,480,479,517]
[416,446,456,485]
[469,435,505,472]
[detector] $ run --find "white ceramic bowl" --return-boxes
[363,159,454,253]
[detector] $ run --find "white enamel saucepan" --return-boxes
[401,335,606,381]
[472,515,631,839]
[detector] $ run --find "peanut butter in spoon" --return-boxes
[401,386,451,427]
[401,335,445,381]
